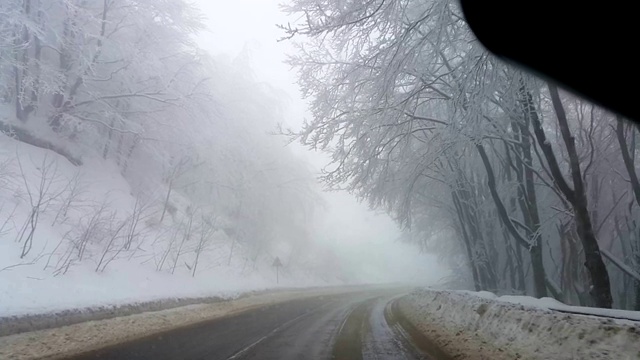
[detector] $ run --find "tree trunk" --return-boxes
[0,122,82,165]
[459,180,496,290]
[51,0,110,131]
[513,240,526,292]
[192,246,201,277]
[636,251,640,310]
[160,179,173,223]
[51,4,77,129]
[452,190,482,291]
[503,140,527,292]
[507,117,548,297]
[548,84,612,308]
[501,226,517,291]
[121,136,139,174]
[228,239,235,266]
[518,116,548,298]
[476,142,547,297]
[103,116,116,159]
[460,175,499,291]
[616,118,640,207]
[29,1,43,116]
[14,0,33,122]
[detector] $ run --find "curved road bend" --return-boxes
[67,289,451,360]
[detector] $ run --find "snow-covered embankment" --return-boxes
[397,289,640,360]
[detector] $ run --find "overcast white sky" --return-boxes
[193,0,448,284]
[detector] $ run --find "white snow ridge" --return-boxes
[399,288,640,360]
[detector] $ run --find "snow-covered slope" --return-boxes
[399,288,640,360]
[0,136,338,317]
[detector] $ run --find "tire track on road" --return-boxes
[331,294,451,360]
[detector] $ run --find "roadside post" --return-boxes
[272,256,283,284]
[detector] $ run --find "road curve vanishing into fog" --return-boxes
[66,289,451,360]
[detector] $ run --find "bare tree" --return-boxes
[96,214,128,272]
[124,195,152,250]
[282,0,635,307]
[172,209,194,274]
[192,214,216,277]
[615,118,640,208]
[51,172,85,226]
[156,224,179,271]
[160,156,191,223]
[15,154,65,258]
[536,85,612,308]
[75,200,109,261]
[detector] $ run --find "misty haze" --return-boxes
[0,0,638,359]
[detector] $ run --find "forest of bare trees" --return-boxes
[282,0,640,309]
[0,0,323,279]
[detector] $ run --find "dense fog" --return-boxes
[0,0,448,315]
[1,0,638,315]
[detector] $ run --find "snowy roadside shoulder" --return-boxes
[397,288,640,360]
[0,287,362,360]
[0,290,263,337]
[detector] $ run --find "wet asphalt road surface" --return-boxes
[66,289,450,360]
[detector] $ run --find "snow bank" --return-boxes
[398,288,640,360]
[478,292,640,322]
[0,293,227,337]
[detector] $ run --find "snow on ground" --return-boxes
[399,288,640,360]
[456,290,640,322]
[0,135,340,317]
[0,257,331,317]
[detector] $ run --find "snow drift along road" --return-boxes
[398,288,640,360]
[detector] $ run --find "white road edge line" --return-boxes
[336,306,357,336]
[225,307,320,360]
